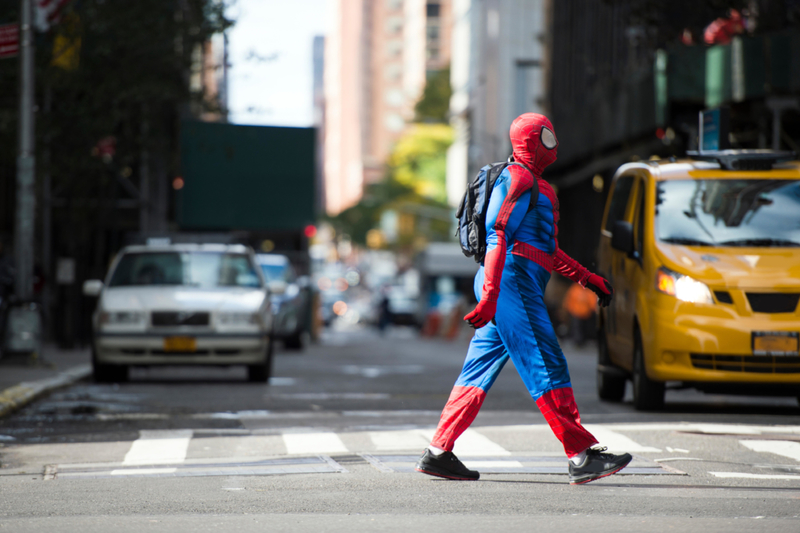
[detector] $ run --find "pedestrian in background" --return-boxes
[563,281,597,347]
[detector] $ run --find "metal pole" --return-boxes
[15,0,35,302]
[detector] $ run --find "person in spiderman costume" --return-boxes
[415,113,632,485]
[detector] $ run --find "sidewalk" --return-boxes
[0,344,91,418]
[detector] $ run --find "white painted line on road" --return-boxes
[111,468,177,476]
[710,472,800,480]
[666,447,690,453]
[584,425,661,453]
[419,428,511,456]
[122,430,193,466]
[282,431,348,455]
[369,429,430,451]
[739,440,800,462]
[463,460,524,468]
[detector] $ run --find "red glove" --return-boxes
[464,298,497,329]
[585,273,614,307]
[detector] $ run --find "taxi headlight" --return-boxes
[99,311,146,325]
[656,267,713,304]
[218,312,262,326]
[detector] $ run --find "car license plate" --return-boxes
[752,332,799,356]
[163,336,197,353]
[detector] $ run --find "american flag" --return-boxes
[35,0,72,32]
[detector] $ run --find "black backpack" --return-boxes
[454,159,539,263]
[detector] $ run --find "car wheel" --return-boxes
[284,330,304,350]
[632,328,665,411]
[92,350,128,383]
[247,336,274,383]
[596,326,626,402]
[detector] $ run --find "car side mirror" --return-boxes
[83,279,104,297]
[611,221,635,256]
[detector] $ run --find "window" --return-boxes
[636,184,645,254]
[109,252,262,288]
[604,176,635,232]
[655,179,800,246]
[426,3,441,18]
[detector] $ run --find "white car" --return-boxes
[83,243,275,383]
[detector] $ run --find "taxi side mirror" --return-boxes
[611,221,635,256]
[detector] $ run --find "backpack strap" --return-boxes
[506,162,540,211]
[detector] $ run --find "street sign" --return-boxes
[699,107,730,152]
[0,23,19,59]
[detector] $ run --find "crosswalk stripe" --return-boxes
[739,440,800,462]
[368,429,429,451]
[418,428,511,456]
[710,472,800,480]
[282,431,348,455]
[123,430,193,466]
[584,425,661,453]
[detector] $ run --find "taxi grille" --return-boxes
[691,353,800,374]
[745,293,800,313]
[151,311,210,327]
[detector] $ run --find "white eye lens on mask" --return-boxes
[541,126,557,149]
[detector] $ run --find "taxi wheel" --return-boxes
[247,336,274,383]
[597,328,626,401]
[632,330,665,411]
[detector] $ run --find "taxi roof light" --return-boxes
[686,149,796,171]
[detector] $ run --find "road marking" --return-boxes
[282,430,348,455]
[369,429,430,451]
[739,440,800,462]
[111,468,177,476]
[418,428,510,456]
[464,460,524,468]
[666,447,690,453]
[710,472,800,481]
[584,425,661,453]
[122,430,193,466]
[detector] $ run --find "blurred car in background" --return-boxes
[256,253,312,349]
[83,243,274,383]
[386,285,420,327]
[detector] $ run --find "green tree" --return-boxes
[414,67,451,123]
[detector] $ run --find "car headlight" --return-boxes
[99,311,146,325]
[218,312,263,326]
[656,267,713,304]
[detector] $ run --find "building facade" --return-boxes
[324,0,453,215]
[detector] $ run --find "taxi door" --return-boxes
[604,173,645,370]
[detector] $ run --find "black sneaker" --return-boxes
[415,449,480,481]
[568,446,632,485]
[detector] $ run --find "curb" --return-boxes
[0,364,92,419]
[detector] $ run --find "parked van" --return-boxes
[595,151,800,410]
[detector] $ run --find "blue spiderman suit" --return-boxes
[429,113,614,460]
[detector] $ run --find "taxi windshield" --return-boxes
[108,252,263,288]
[655,179,800,247]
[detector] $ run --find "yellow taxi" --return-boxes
[595,151,800,410]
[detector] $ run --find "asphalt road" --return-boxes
[1,324,799,532]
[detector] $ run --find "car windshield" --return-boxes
[108,252,262,288]
[655,179,800,247]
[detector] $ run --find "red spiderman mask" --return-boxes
[509,113,558,176]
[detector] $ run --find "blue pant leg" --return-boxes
[430,303,509,451]
[493,256,571,400]
[455,320,509,391]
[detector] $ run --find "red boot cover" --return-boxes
[430,385,487,451]
[535,387,598,457]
